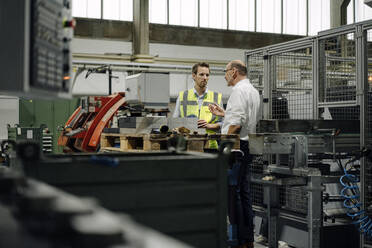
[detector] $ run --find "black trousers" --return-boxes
[228,140,254,244]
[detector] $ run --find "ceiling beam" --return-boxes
[74,18,304,50]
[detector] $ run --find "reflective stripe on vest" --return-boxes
[179,89,222,149]
[179,89,222,123]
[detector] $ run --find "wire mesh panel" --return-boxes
[247,52,264,90]
[271,48,313,120]
[247,52,265,207]
[365,28,372,207]
[270,50,312,213]
[251,155,264,206]
[279,186,308,215]
[318,31,358,120]
[364,28,372,247]
[247,52,265,121]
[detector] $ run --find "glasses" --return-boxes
[223,68,233,73]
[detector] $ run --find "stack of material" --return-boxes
[100,133,240,152]
[102,117,239,152]
[116,117,206,134]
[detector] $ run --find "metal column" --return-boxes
[312,38,319,119]
[263,52,272,120]
[264,184,280,248]
[356,23,368,248]
[307,175,322,248]
[132,0,153,62]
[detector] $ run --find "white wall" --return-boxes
[71,38,243,100]
[150,43,245,61]
[72,70,127,96]
[71,38,246,61]
[168,74,232,101]
[71,38,132,55]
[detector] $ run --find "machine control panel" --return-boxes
[0,0,73,98]
[31,0,73,93]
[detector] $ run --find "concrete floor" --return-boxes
[254,242,267,248]
[252,235,292,248]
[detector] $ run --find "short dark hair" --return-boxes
[192,62,210,74]
[230,62,247,76]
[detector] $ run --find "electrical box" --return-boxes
[125,73,169,109]
[0,0,73,99]
[8,125,53,153]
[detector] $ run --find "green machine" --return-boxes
[7,125,53,153]
[18,98,79,153]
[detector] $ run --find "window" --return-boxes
[257,0,281,34]
[72,0,101,19]
[103,0,132,21]
[229,0,255,31]
[347,0,355,24]
[355,0,372,22]
[72,0,372,39]
[200,0,227,29]
[283,0,307,35]
[169,0,198,27]
[308,0,330,35]
[149,0,167,24]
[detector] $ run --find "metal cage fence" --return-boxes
[247,52,264,90]
[251,155,264,206]
[322,33,356,102]
[279,186,308,215]
[271,49,313,120]
[246,19,372,248]
[318,30,358,121]
[366,29,372,210]
[364,27,372,247]
[247,45,314,213]
[247,52,265,207]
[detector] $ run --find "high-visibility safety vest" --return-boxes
[179,89,222,149]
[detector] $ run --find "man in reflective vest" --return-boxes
[173,62,223,149]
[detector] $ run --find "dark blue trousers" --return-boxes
[228,140,254,244]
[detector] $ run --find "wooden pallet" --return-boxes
[184,134,208,152]
[101,133,240,152]
[101,133,169,152]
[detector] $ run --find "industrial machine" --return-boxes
[58,93,127,152]
[12,141,230,248]
[246,19,372,248]
[0,1,225,247]
[7,124,53,153]
[58,72,173,152]
[250,120,361,248]
[125,72,170,110]
[0,160,191,248]
[57,72,207,153]
[0,0,73,99]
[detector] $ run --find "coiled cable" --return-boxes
[339,157,372,238]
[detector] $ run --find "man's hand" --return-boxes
[208,103,225,117]
[197,119,220,131]
[197,119,208,128]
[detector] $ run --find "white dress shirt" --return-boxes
[221,78,260,141]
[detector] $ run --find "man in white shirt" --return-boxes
[209,60,260,248]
